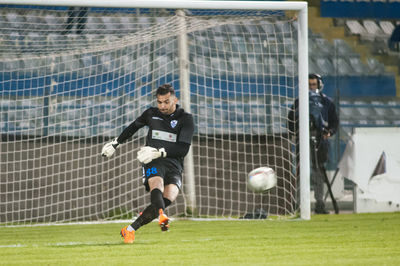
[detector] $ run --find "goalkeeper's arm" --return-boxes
[101,113,146,158]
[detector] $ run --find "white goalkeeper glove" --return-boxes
[101,137,119,158]
[137,146,167,164]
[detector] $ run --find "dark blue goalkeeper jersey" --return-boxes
[117,105,194,165]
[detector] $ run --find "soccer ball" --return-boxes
[248,167,277,193]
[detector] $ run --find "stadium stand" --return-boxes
[1,4,399,145]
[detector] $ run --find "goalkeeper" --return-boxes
[101,84,194,244]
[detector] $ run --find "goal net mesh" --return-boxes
[0,5,299,225]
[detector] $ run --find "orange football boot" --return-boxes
[120,225,135,244]
[158,209,170,231]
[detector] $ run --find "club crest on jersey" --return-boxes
[170,120,178,128]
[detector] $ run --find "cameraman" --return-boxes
[288,73,339,214]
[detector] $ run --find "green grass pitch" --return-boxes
[1,212,400,265]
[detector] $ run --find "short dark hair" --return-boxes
[156,84,175,96]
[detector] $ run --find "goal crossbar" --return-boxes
[2,0,307,11]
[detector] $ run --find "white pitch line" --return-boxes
[0,244,27,248]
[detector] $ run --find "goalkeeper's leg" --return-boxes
[121,196,171,243]
[129,197,172,231]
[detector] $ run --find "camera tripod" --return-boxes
[310,134,339,214]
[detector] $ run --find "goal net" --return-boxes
[0,1,309,225]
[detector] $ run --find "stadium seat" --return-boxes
[281,37,297,55]
[280,57,297,76]
[0,12,7,30]
[5,12,25,29]
[47,33,67,46]
[229,57,247,75]
[193,35,211,56]
[247,37,265,54]
[308,38,322,56]
[274,21,293,38]
[214,35,230,55]
[308,57,320,74]
[24,32,47,51]
[192,56,211,76]
[314,38,335,56]
[81,54,99,75]
[101,16,122,33]
[314,57,335,75]
[4,31,24,49]
[259,21,277,36]
[137,16,152,30]
[333,39,356,56]
[44,13,65,31]
[379,21,395,36]
[210,57,228,76]
[366,58,386,75]
[231,36,247,54]
[120,16,139,33]
[263,56,281,76]
[347,56,369,75]
[362,20,385,37]
[246,56,263,75]
[345,20,367,35]
[85,15,104,33]
[25,11,45,30]
[242,21,262,35]
[155,55,175,74]
[332,57,355,76]
[59,54,81,72]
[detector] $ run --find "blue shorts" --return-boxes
[142,158,183,192]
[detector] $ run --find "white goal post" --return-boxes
[0,0,310,225]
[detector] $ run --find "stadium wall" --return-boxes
[0,74,396,98]
[320,0,400,19]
